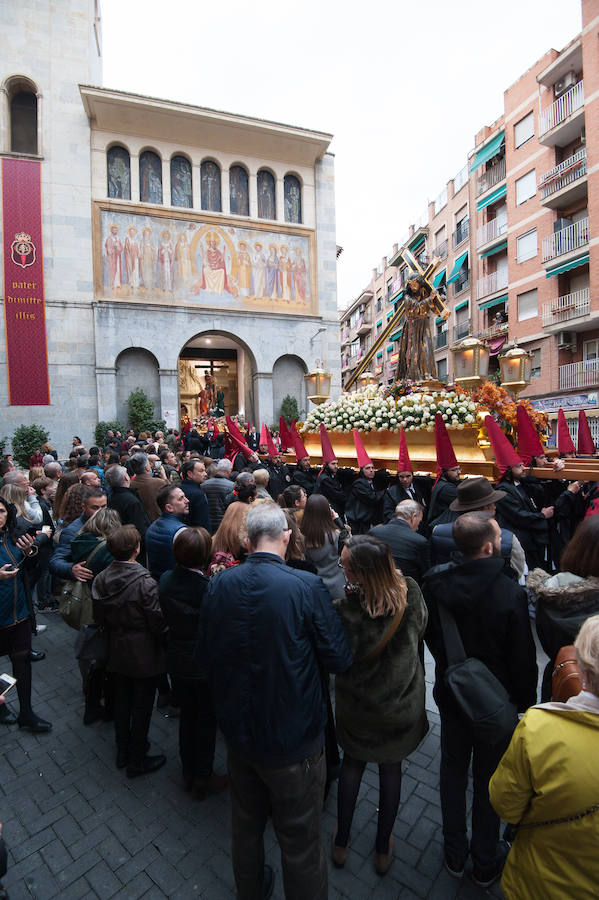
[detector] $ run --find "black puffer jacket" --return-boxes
[159,565,210,680]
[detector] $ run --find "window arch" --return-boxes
[284,174,302,224]
[201,159,221,212]
[7,77,38,154]
[139,150,163,204]
[229,164,249,217]
[107,145,131,199]
[170,155,192,207]
[257,169,276,220]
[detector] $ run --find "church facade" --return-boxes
[0,1,339,451]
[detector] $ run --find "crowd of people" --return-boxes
[0,407,598,900]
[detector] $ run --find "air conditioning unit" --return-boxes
[557,331,576,351]
[555,71,577,98]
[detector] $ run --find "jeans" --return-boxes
[113,674,156,767]
[171,676,216,780]
[228,744,327,900]
[439,702,510,870]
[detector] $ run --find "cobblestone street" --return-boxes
[0,613,531,899]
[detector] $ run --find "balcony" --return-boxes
[435,331,448,349]
[539,148,587,208]
[356,316,372,335]
[542,287,590,327]
[475,158,506,198]
[476,216,508,249]
[453,277,470,297]
[542,217,589,262]
[559,358,599,391]
[433,239,448,260]
[340,330,350,346]
[539,81,585,146]
[477,269,508,300]
[452,219,469,249]
[453,321,471,343]
[476,321,509,341]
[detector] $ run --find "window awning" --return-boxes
[455,299,469,312]
[390,330,402,342]
[393,290,404,303]
[470,131,505,172]
[376,319,382,327]
[432,269,446,288]
[545,253,589,278]
[376,351,383,359]
[480,240,507,259]
[386,311,393,320]
[447,251,469,285]
[386,344,394,353]
[435,316,445,325]
[408,234,425,252]
[479,294,508,310]
[476,183,507,211]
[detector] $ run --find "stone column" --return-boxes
[221,168,230,215]
[130,154,140,202]
[252,371,274,425]
[248,169,258,219]
[162,157,171,207]
[159,368,180,428]
[95,367,117,422]
[276,177,285,223]
[192,163,201,209]
[237,347,245,418]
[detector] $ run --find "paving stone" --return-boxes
[85,858,123,898]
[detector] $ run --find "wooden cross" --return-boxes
[401,248,450,320]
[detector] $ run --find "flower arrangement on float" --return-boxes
[302,385,479,434]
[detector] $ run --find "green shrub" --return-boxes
[11,424,50,469]
[94,421,124,447]
[143,419,167,436]
[279,395,300,426]
[127,388,155,433]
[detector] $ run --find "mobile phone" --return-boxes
[0,673,16,696]
[26,525,39,537]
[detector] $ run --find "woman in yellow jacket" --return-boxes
[489,614,599,900]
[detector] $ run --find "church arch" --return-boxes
[179,331,258,425]
[107,144,131,200]
[284,173,302,224]
[200,158,222,212]
[170,154,192,208]
[257,168,276,220]
[5,75,39,155]
[139,148,163,204]
[229,163,249,217]
[115,348,161,427]
[272,354,307,421]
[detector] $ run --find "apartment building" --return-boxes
[340,0,598,442]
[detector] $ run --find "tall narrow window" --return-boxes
[201,160,221,212]
[10,90,37,154]
[170,156,192,208]
[257,169,276,219]
[107,145,131,200]
[284,174,302,223]
[229,165,249,216]
[139,150,163,204]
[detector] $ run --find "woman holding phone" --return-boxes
[0,497,52,732]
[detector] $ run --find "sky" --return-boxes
[101,0,582,311]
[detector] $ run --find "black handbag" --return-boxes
[438,603,518,745]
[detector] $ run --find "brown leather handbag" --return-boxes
[551,645,582,702]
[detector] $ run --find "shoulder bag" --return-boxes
[59,540,106,630]
[552,644,582,702]
[438,602,518,744]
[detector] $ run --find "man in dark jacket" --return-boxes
[316,459,347,518]
[201,459,235,533]
[292,456,318,496]
[345,463,385,534]
[106,466,150,555]
[383,470,429,524]
[145,484,189,580]
[180,460,211,531]
[423,513,537,888]
[370,499,430,583]
[265,453,292,501]
[427,465,461,527]
[200,503,353,900]
[495,462,553,570]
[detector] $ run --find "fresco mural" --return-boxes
[98,209,313,314]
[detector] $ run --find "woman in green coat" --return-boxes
[333,535,428,876]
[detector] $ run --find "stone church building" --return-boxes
[0,0,339,451]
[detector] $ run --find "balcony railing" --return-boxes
[453,164,469,193]
[542,217,589,262]
[542,287,590,326]
[453,277,470,297]
[476,216,508,249]
[475,321,509,341]
[453,321,471,343]
[433,239,448,260]
[477,269,508,300]
[539,80,584,137]
[452,219,470,249]
[559,358,599,391]
[435,331,448,349]
[475,157,506,198]
[539,148,587,200]
[356,316,371,335]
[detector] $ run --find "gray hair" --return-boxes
[44,461,62,479]
[253,468,270,487]
[1,470,23,486]
[246,503,287,546]
[575,613,599,695]
[395,499,422,521]
[105,465,128,488]
[129,452,149,476]
[215,458,233,475]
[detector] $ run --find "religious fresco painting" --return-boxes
[170,156,193,208]
[99,209,313,314]
[107,145,131,200]
[257,170,276,220]
[229,166,249,217]
[284,174,302,223]
[201,161,222,212]
[139,150,163,204]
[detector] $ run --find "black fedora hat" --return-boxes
[449,476,505,512]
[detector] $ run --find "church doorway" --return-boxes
[178,332,255,426]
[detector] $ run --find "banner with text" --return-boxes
[2,158,50,405]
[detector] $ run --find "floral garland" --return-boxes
[302,386,479,434]
[464,383,548,444]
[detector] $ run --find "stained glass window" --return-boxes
[139,150,163,204]
[284,174,302,224]
[201,160,222,212]
[229,165,249,217]
[107,145,131,200]
[257,170,276,220]
[170,156,192,208]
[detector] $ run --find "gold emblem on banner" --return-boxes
[11,231,36,268]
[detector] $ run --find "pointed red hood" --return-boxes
[352,429,372,469]
[516,405,544,465]
[484,414,522,475]
[578,409,595,455]
[557,409,576,455]
[319,424,337,465]
[226,416,244,443]
[260,422,278,458]
[279,417,293,452]
[434,413,458,483]
[290,423,309,460]
[397,427,413,473]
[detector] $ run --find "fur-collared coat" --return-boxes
[334,576,428,763]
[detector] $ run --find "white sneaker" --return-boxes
[36,624,48,634]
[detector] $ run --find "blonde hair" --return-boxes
[574,614,599,696]
[81,507,121,538]
[0,484,31,520]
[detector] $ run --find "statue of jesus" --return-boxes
[395,274,449,382]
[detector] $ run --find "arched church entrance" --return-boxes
[178,332,256,426]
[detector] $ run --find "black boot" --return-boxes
[12,653,52,733]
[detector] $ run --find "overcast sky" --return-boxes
[101,0,582,310]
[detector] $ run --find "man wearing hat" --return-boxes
[315,425,347,518]
[383,427,428,525]
[345,431,386,534]
[429,477,525,579]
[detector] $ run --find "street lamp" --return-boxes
[498,342,532,397]
[451,336,490,391]
[304,361,332,406]
[357,371,379,389]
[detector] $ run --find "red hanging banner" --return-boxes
[2,158,50,405]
